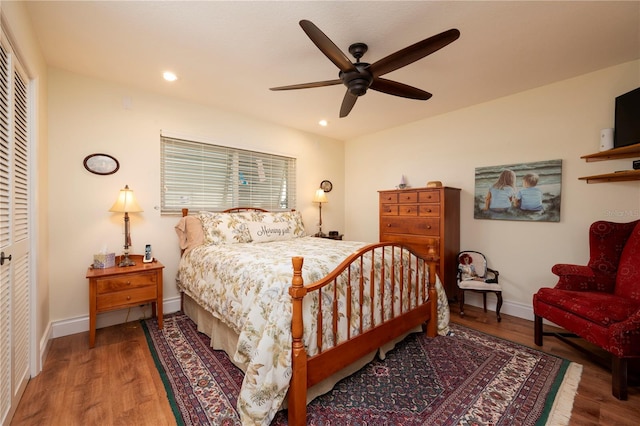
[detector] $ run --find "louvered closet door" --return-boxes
[0,37,31,426]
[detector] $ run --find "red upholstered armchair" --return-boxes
[533,219,640,400]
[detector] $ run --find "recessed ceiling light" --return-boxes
[163,71,177,82]
[319,119,328,127]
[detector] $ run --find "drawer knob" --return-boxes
[426,225,431,229]
[426,209,432,213]
[407,208,411,213]
[387,224,392,227]
[126,296,131,300]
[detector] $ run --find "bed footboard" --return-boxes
[288,243,438,425]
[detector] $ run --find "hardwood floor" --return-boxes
[10,305,640,425]
[11,321,175,426]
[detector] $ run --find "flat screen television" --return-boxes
[614,86,640,149]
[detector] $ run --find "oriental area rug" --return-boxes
[142,312,582,426]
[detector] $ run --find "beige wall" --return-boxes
[11,0,640,337]
[344,60,640,319]
[47,69,345,330]
[3,0,50,370]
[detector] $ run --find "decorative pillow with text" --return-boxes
[246,222,294,243]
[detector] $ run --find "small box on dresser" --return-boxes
[379,186,460,300]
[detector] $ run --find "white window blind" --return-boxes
[161,135,296,214]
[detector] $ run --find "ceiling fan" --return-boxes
[270,20,460,118]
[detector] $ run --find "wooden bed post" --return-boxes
[288,256,308,426]
[426,260,438,337]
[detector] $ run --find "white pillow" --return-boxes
[246,221,295,243]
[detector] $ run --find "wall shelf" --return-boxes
[579,170,640,183]
[579,144,640,183]
[580,144,640,162]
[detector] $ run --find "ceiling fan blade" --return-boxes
[340,91,358,117]
[270,79,342,91]
[369,28,460,77]
[299,20,357,73]
[370,78,432,100]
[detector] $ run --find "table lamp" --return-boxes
[109,184,143,266]
[313,188,328,237]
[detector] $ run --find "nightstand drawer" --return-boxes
[96,271,157,293]
[96,285,157,311]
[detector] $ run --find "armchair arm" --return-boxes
[551,263,611,291]
[485,267,499,284]
[552,263,593,277]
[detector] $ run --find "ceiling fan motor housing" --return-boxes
[340,63,373,96]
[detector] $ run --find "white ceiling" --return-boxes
[23,1,640,141]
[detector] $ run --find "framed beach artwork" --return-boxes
[474,159,562,222]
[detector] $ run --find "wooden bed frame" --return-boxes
[180,208,439,425]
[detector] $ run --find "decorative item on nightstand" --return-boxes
[109,185,143,267]
[313,188,328,237]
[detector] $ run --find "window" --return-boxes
[161,135,296,214]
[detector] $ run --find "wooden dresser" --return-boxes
[379,186,460,299]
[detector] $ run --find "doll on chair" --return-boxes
[459,253,484,281]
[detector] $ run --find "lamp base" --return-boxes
[118,254,136,267]
[314,231,326,238]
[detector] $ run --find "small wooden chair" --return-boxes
[457,251,502,321]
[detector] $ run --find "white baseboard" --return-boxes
[49,294,538,339]
[34,321,53,376]
[456,293,562,328]
[50,296,182,339]
[457,293,535,321]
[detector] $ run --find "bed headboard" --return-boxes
[177,207,303,256]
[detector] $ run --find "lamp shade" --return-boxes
[109,185,143,213]
[313,188,328,203]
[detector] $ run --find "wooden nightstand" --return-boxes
[86,255,164,348]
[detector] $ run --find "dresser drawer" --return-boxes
[96,271,157,294]
[380,193,398,204]
[381,204,399,215]
[381,217,439,236]
[398,205,420,216]
[96,286,157,311]
[418,204,440,217]
[380,235,440,259]
[398,191,418,203]
[418,191,440,203]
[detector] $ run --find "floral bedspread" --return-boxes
[177,236,449,425]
